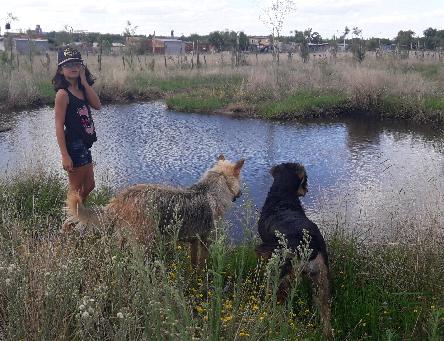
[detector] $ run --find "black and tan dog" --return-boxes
[256,162,333,339]
[67,155,244,266]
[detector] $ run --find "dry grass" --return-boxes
[0,51,443,121]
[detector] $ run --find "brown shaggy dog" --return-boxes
[67,155,245,266]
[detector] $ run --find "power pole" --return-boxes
[152,30,155,55]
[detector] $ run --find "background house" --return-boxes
[147,38,186,55]
[248,36,271,52]
[111,42,125,55]
[13,38,49,54]
[308,43,330,53]
[163,39,185,54]
[381,43,397,52]
[337,43,349,52]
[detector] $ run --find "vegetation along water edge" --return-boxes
[1,52,444,123]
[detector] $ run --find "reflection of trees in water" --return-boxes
[337,115,444,240]
[247,122,277,209]
[344,116,382,152]
[0,108,61,171]
[0,112,18,128]
[264,123,276,170]
[343,115,444,155]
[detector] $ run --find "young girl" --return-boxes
[53,47,101,205]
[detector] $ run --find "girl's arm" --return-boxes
[82,83,101,110]
[80,66,101,110]
[54,90,73,172]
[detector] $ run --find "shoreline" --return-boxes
[2,92,444,126]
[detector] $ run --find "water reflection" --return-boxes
[1,102,443,239]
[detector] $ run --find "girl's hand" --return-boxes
[79,65,87,86]
[62,154,74,173]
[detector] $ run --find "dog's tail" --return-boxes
[66,191,101,226]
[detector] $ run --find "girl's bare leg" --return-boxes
[68,163,95,202]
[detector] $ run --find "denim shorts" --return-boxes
[66,139,92,168]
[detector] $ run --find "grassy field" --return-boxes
[0,172,443,340]
[0,51,444,122]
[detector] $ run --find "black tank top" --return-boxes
[64,89,97,148]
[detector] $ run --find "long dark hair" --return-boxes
[52,65,96,92]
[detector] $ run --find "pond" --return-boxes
[1,101,443,240]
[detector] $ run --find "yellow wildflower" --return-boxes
[223,300,233,310]
[239,330,250,337]
[221,315,233,323]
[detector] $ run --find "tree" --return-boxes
[351,26,365,62]
[340,26,350,49]
[395,30,415,49]
[298,27,312,63]
[2,12,18,65]
[101,38,112,55]
[366,38,379,51]
[436,30,444,49]
[310,31,322,44]
[189,33,203,43]
[221,30,237,50]
[423,27,438,50]
[1,12,18,35]
[208,31,224,51]
[304,28,312,43]
[260,0,296,63]
[123,21,138,37]
[291,30,305,44]
[238,32,248,51]
[300,38,309,62]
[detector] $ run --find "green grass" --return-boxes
[0,172,443,340]
[424,97,444,111]
[328,235,443,340]
[129,73,242,93]
[36,79,55,104]
[166,93,230,112]
[0,172,66,225]
[379,95,444,121]
[398,63,444,81]
[151,74,242,92]
[259,92,348,119]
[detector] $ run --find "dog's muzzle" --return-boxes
[232,190,242,202]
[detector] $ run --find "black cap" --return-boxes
[57,47,83,66]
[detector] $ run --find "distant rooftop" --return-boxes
[155,38,183,42]
[13,38,48,42]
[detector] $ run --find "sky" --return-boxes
[2,0,443,39]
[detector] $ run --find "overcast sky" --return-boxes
[2,0,443,39]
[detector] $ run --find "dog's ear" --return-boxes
[233,159,245,176]
[296,168,308,196]
[270,165,279,177]
[217,154,225,161]
[296,169,305,180]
